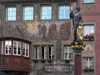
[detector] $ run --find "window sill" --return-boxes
[32,59,54,63]
[39,19,52,21]
[63,59,72,61]
[4,20,16,22]
[22,20,34,21]
[83,38,94,41]
[82,72,94,74]
[83,3,95,5]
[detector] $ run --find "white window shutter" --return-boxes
[34,47,36,59]
[44,47,47,59]
[51,47,54,59]
[1,41,3,55]
[37,47,40,59]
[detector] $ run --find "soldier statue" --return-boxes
[70,7,83,40]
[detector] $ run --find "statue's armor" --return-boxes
[74,13,82,33]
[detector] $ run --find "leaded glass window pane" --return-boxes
[23,6,33,20]
[59,6,70,19]
[41,6,52,20]
[7,7,16,20]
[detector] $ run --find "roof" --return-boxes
[1,26,31,43]
[0,0,77,4]
[6,26,28,40]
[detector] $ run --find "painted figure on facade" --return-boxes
[48,24,57,40]
[70,7,83,40]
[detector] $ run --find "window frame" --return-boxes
[84,25,94,36]
[23,6,34,21]
[83,23,95,41]
[23,42,29,57]
[83,0,95,4]
[62,43,73,60]
[48,46,54,59]
[5,40,12,55]
[64,46,72,60]
[6,6,17,21]
[33,43,55,60]
[13,41,21,56]
[40,4,52,20]
[83,57,94,69]
[1,41,4,55]
[58,5,70,20]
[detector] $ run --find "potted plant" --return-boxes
[82,68,94,72]
[84,34,94,41]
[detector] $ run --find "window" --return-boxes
[13,41,21,55]
[49,46,54,59]
[42,46,47,59]
[1,41,3,55]
[6,7,16,21]
[84,0,95,3]
[41,6,52,20]
[84,26,94,36]
[84,58,94,69]
[33,45,55,60]
[34,46,40,59]
[59,5,70,19]
[23,6,33,20]
[23,43,29,57]
[64,46,72,60]
[5,41,11,55]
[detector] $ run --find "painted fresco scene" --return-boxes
[3,20,71,42]
[0,0,98,75]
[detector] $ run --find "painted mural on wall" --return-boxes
[3,21,71,41]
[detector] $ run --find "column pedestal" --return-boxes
[71,40,85,75]
[74,55,82,75]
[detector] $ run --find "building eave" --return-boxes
[0,0,77,4]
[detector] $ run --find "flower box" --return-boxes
[82,68,94,72]
[83,35,94,41]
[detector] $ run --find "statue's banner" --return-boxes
[77,25,84,40]
[45,63,73,73]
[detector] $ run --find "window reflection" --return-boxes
[64,46,72,60]
[59,6,70,19]
[84,26,94,36]
[7,7,16,20]
[13,41,21,55]
[23,43,25,56]
[84,0,95,3]
[41,6,52,19]
[23,6,33,20]
[5,41,11,55]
